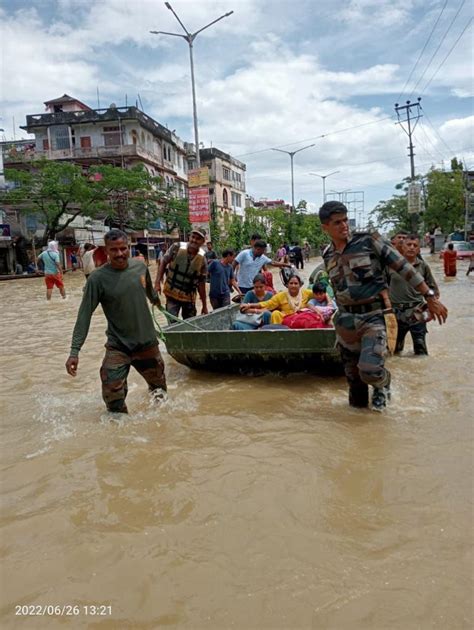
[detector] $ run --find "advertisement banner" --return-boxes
[188,167,210,188]
[189,187,210,223]
[0,224,11,240]
[407,183,422,214]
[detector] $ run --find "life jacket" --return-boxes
[164,243,206,302]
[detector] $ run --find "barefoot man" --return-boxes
[65,229,166,414]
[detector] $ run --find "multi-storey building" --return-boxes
[5,94,190,198]
[199,147,246,227]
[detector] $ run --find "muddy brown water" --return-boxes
[0,257,472,629]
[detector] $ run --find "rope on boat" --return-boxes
[152,304,204,342]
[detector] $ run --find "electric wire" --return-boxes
[408,0,466,98]
[397,0,449,101]
[420,17,473,94]
[421,108,456,155]
[235,116,395,158]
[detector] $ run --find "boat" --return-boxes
[162,304,342,374]
[0,272,44,281]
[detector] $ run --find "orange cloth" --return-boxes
[45,273,64,289]
[443,249,457,276]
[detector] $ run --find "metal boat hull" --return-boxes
[163,305,342,374]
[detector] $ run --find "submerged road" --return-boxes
[0,255,472,629]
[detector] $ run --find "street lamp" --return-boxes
[150,2,234,168]
[308,171,340,204]
[272,144,315,211]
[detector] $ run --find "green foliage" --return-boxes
[4,159,104,244]
[220,205,327,253]
[371,194,411,233]
[370,159,467,235]
[1,159,187,244]
[424,168,464,233]
[223,214,245,252]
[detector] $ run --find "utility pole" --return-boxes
[395,97,422,231]
[272,144,315,212]
[151,2,233,169]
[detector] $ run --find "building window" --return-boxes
[131,130,138,145]
[103,126,122,146]
[51,125,70,150]
[231,192,242,207]
[223,167,231,180]
[80,136,91,149]
[223,188,229,207]
[232,171,241,183]
[42,139,49,151]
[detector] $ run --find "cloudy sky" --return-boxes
[1,0,473,216]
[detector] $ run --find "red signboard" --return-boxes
[189,186,210,223]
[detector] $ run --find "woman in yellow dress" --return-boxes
[241,274,313,324]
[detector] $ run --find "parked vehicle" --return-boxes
[439,241,473,260]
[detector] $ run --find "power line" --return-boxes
[421,108,456,155]
[417,119,446,161]
[246,145,473,181]
[409,0,466,98]
[235,116,394,158]
[397,0,448,101]
[420,17,473,94]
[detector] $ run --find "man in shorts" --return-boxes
[38,240,66,300]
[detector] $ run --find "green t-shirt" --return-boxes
[70,259,159,357]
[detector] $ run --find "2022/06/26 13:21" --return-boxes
[14,604,112,616]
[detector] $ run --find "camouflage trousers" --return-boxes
[336,311,390,407]
[393,305,428,355]
[100,344,166,413]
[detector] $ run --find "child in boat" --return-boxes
[307,282,336,324]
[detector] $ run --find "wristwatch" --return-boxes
[423,288,436,299]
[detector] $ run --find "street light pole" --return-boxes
[151,2,234,168]
[272,144,315,211]
[309,171,340,204]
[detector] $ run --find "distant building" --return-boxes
[253,199,290,211]
[199,147,246,228]
[6,94,189,198]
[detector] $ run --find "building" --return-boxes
[199,147,246,228]
[5,94,189,199]
[253,199,290,211]
[1,95,196,262]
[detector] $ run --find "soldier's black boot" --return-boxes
[372,373,391,412]
[413,335,428,355]
[371,388,386,411]
[349,384,369,408]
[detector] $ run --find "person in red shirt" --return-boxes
[443,243,457,277]
[261,264,275,294]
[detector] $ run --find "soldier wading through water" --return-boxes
[319,201,448,411]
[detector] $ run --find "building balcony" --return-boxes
[4,144,167,168]
[22,106,173,143]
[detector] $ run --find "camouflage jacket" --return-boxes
[322,231,425,306]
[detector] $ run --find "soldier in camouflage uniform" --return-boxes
[388,234,439,355]
[66,229,166,414]
[319,202,448,411]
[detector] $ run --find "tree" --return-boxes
[3,160,104,244]
[2,160,176,244]
[370,193,411,233]
[424,167,464,234]
[370,159,466,236]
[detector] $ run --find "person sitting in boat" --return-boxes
[241,274,313,325]
[261,264,276,294]
[307,282,337,324]
[232,274,273,330]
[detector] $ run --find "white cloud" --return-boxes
[1,0,472,211]
[439,116,474,152]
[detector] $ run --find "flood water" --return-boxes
[0,256,472,629]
